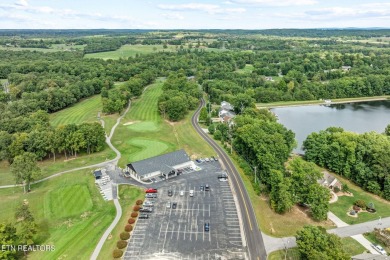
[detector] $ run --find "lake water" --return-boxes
[271,100,390,153]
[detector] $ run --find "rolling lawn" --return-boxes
[50,94,101,127]
[97,185,144,260]
[112,78,214,167]
[329,173,390,224]
[0,169,116,260]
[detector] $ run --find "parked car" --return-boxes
[172,202,177,209]
[145,193,157,198]
[180,190,184,196]
[205,158,210,162]
[189,190,194,197]
[195,159,201,163]
[145,188,158,193]
[213,156,218,161]
[199,158,205,163]
[209,157,214,161]
[143,201,154,207]
[372,244,387,255]
[139,207,153,213]
[139,214,149,219]
[204,223,210,232]
[200,185,204,191]
[168,190,173,197]
[166,201,171,208]
[205,184,210,191]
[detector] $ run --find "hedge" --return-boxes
[133,205,141,211]
[120,232,130,240]
[136,199,143,205]
[125,224,133,232]
[117,240,128,249]
[128,218,135,224]
[113,249,123,258]
[131,212,138,218]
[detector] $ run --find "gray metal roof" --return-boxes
[127,149,191,176]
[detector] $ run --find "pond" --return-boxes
[271,100,390,153]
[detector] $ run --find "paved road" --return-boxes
[191,99,267,260]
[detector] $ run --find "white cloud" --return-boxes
[15,0,28,7]
[158,3,246,15]
[230,0,317,7]
[162,13,185,20]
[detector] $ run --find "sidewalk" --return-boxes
[327,212,379,254]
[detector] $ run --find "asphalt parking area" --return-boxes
[124,161,246,260]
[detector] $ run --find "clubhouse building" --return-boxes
[125,149,193,181]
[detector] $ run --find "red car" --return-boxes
[145,188,158,193]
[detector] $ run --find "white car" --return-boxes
[166,201,171,208]
[180,190,184,196]
[372,244,387,255]
[143,201,154,207]
[205,158,210,162]
[189,190,194,197]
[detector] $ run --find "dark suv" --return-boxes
[205,184,210,191]
[168,190,173,196]
[204,223,210,232]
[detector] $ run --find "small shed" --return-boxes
[93,170,102,180]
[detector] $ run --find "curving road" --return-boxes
[191,99,267,260]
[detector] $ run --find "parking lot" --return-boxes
[124,161,247,260]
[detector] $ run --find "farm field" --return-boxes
[112,78,214,167]
[0,169,116,260]
[97,185,144,260]
[84,44,176,59]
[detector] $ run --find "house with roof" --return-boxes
[318,172,342,191]
[218,101,236,120]
[341,65,352,71]
[125,149,193,181]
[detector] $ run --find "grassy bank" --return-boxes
[97,185,144,260]
[257,95,390,108]
[0,169,116,260]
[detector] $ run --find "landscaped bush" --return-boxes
[120,232,130,240]
[125,224,133,232]
[136,199,143,205]
[354,200,367,209]
[342,184,350,193]
[128,218,135,224]
[353,205,361,212]
[133,205,141,211]
[113,249,123,258]
[333,186,340,193]
[131,212,138,218]
[117,240,128,249]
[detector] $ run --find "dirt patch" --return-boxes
[64,157,76,162]
[123,121,140,126]
[336,191,353,197]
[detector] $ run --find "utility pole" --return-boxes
[254,166,257,184]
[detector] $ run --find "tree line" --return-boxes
[303,126,390,200]
[209,108,330,220]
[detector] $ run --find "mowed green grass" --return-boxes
[97,185,144,260]
[84,44,176,60]
[113,78,214,167]
[235,64,254,74]
[329,173,390,224]
[50,95,101,126]
[0,169,116,260]
[341,237,366,256]
[267,248,300,260]
[47,184,93,219]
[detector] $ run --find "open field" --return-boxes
[112,78,213,167]
[84,44,176,59]
[235,64,254,74]
[0,44,85,52]
[227,152,335,237]
[329,173,390,224]
[97,185,144,260]
[0,169,116,260]
[0,148,116,186]
[257,95,390,108]
[50,95,101,127]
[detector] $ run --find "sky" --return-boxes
[0,0,389,29]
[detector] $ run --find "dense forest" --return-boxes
[303,127,390,200]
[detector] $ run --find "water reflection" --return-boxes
[272,100,390,153]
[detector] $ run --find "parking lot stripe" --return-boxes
[184,224,186,240]
[209,204,211,217]
[177,223,180,240]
